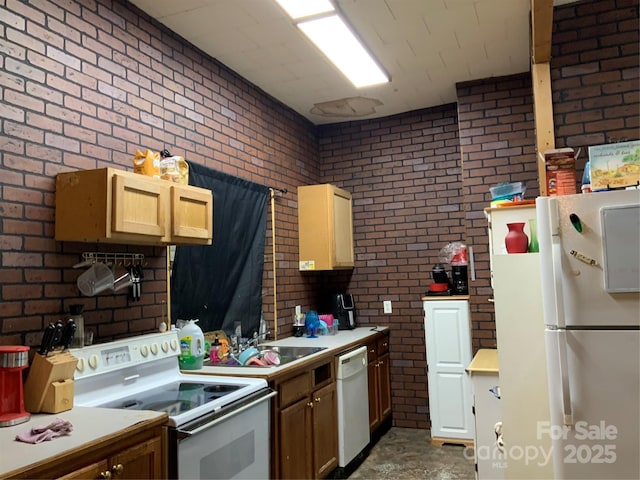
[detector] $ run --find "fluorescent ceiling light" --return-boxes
[274,0,334,19]
[298,15,389,88]
[274,0,389,88]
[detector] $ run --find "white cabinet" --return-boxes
[468,349,504,480]
[423,298,474,445]
[485,206,553,479]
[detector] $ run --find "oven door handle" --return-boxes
[176,390,276,439]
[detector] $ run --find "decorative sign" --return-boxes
[589,140,640,191]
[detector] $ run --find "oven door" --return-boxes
[169,389,276,479]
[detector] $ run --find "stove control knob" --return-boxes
[170,338,179,351]
[150,343,158,355]
[76,358,85,372]
[140,345,149,357]
[161,341,169,353]
[88,354,99,369]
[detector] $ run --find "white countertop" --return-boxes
[195,326,389,376]
[0,407,165,478]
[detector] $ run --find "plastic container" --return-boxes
[489,182,524,199]
[178,320,205,370]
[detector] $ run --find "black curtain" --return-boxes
[170,162,270,337]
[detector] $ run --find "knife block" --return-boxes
[24,351,78,414]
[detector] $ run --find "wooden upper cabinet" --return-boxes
[111,171,167,238]
[169,183,213,244]
[55,168,212,246]
[298,184,354,271]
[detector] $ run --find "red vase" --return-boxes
[505,222,529,253]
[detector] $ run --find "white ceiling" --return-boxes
[129,0,574,125]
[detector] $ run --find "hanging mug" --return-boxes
[77,262,114,296]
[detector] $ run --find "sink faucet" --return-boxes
[230,331,271,356]
[247,331,271,348]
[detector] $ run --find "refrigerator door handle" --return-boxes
[557,329,574,426]
[551,239,567,329]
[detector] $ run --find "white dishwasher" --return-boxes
[336,345,370,467]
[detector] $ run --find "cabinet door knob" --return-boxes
[307,401,314,408]
[98,471,112,480]
[112,464,124,475]
[314,397,321,403]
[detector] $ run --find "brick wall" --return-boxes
[551,0,639,150]
[456,73,539,352]
[0,0,320,347]
[318,104,464,428]
[0,0,637,430]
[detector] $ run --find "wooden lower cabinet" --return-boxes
[311,382,339,478]
[367,332,392,433]
[13,421,165,479]
[59,435,162,480]
[274,358,338,479]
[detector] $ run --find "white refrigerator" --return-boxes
[536,189,640,480]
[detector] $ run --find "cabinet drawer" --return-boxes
[278,372,311,408]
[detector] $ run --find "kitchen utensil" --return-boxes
[112,264,132,292]
[77,262,114,296]
[51,320,64,351]
[238,347,259,366]
[0,345,30,427]
[129,264,143,301]
[39,323,56,356]
[59,320,76,350]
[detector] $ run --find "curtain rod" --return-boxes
[269,186,288,194]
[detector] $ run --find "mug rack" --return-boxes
[73,251,145,269]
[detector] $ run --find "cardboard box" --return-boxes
[588,140,640,191]
[544,148,577,196]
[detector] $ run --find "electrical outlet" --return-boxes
[383,300,392,314]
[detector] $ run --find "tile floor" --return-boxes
[349,427,475,479]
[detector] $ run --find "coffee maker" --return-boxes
[0,346,30,427]
[327,293,356,330]
[451,264,469,295]
[427,263,451,295]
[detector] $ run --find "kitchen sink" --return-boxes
[205,345,327,367]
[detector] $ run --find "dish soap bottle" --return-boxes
[178,319,204,370]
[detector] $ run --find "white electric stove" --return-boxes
[71,331,274,479]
